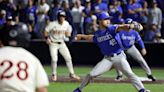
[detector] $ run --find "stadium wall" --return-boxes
[27,40,164,67]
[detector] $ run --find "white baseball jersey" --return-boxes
[0,46,49,92]
[45,20,72,42]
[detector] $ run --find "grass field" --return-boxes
[44,65,164,92]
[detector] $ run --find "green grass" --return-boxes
[48,83,164,92]
[44,65,164,92]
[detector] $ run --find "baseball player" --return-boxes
[73,12,150,92]
[44,10,80,81]
[115,18,156,81]
[0,22,49,92]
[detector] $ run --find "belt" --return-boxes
[53,42,62,44]
[105,52,122,57]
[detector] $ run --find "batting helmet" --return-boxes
[0,22,31,48]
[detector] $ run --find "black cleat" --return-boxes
[115,75,123,81]
[147,75,156,81]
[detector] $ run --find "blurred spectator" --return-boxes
[126,0,142,22]
[144,0,162,41]
[91,0,108,14]
[23,0,38,39]
[0,0,19,22]
[35,0,50,39]
[1,16,16,33]
[48,0,61,21]
[139,1,148,38]
[153,32,164,43]
[14,0,28,10]
[0,10,6,26]
[82,0,92,34]
[71,0,85,34]
[108,0,123,24]
[60,1,77,41]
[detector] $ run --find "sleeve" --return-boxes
[93,35,97,43]
[45,22,53,32]
[108,25,118,36]
[35,58,49,88]
[66,21,72,33]
[135,31,145,49]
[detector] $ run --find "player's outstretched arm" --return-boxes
[75,34,94,42]
[116,23,143,32]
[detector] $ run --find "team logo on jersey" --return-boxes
[97,32,113,42]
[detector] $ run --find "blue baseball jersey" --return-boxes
[93,25,122,56]
[118,29,145,50]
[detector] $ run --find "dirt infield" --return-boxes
[49,76,164,84]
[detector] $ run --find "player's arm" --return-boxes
[75,34,94,42]
[116,23,143,32]
[65,24,72,37]
[36,87,48,92]
[137,37,147,56]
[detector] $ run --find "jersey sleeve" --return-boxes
[45,22,54,32]
[135,31,145,49]
[66,21,72,33]
[108,25,118,36]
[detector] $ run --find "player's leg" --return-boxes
[113,54,149,92]
[115,69,123,81]
[49,43,59,81]
[59,42,80,80]
[126,46,156,81]
[74,58,113,92]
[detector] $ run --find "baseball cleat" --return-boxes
[115,75,123,81]
[139,89,150,92]
[70,74,81,80]
[51,74,57,81]
[147,75,156,81]
[73,88,81,92]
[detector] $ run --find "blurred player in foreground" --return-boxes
[44,10,80,81]
[73,12,150,92]
[0,20,49,92]
[115,18,156,81]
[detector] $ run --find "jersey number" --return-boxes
[0,60,28,80]
[109,39,117,46]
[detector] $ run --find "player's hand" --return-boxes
[75,34,83,41]
[141,48,147,56]
[129,23,143,32]
[46,38,52,45]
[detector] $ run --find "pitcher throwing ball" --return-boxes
[73,12,150,92]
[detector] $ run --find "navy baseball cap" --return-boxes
[97,12,112,20]
[124,18,133,24]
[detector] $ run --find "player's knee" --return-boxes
[51,58,58,63]
[87,74,95,80]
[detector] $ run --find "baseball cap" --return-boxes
[97,12,111,20]
[6,16,13,21]
[58,11,66,17]
[85,0,90,2]
[124,18,133,24]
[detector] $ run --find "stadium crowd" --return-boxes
[0,0,164,43]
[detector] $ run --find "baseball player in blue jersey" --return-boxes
[73,12,150,92]
[115,18,156,81]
